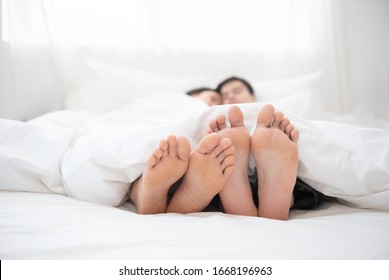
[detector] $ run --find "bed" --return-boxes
[1,191,388,259]
[1,59,389,260]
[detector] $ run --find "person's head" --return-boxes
[216,77,256,104]
[186,87,222,106]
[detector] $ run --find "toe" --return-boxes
[223,164,234,177]
[160,138,168,151]
[285,124,295,139]
[216,114,227,130]
[257,104,275,128]
[208,119,219,132]
[147,154,158,168]
[217,145,235,164]
[221,154,234,171]
[228,105,245,127]
[280,118,290,133]
[272,111,284,128]
[290,128,299,143]
[210,137,232,157]
[204,128,214,136]
[148,139,167,167]
[153,146,164,160]
[177,136,190,161]
[167,135,178,157]
[195,133,221,154]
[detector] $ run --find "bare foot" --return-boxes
[167,133,234,214]
[252,104,299,220]
[130,135,190,214]
[206,106,257,216]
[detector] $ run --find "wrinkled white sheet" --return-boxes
[1,93,389,210]
[0,191,388,259]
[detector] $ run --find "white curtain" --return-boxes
[1,0,348,120]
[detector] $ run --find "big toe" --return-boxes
[257,104,275,128]
[228,105,245,127]
[195,133,221,154]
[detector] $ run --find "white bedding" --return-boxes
[1,94,389,260]
[1,191,388,259]
[1,94,389,210]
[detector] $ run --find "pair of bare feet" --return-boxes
[130,104,299,220]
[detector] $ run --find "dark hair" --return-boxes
[216,76,254,95]
[186,87,218,96]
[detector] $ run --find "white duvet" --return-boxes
[1,93,389,211]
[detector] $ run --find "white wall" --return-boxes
[343,0,389,119]
[0,41,14,119]
[0,0,13,119]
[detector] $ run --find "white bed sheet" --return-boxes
[1,191,388,260]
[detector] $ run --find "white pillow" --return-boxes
[252,71,324,119]
[252,71,323,101]
[65,58,208,114]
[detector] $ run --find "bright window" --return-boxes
[2,0,316,53]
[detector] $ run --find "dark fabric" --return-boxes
[250,177,323,210]
[290,178,324,210]
[173,176,324,212]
